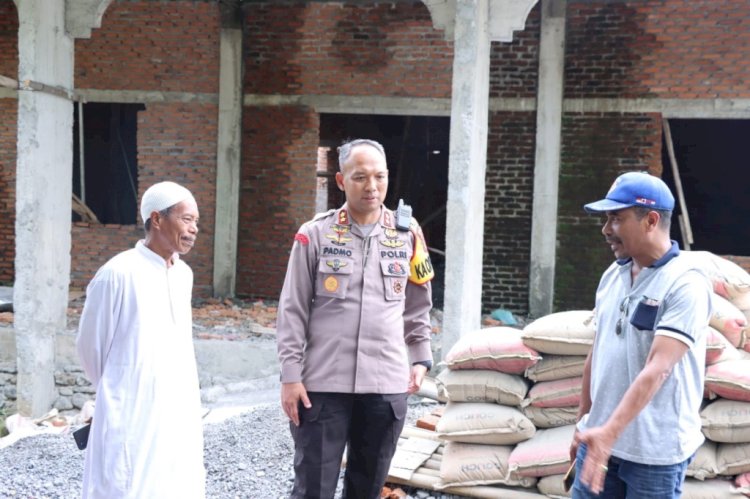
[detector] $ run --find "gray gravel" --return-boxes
[0,399,460,499]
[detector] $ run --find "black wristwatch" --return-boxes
[412,360,432,371]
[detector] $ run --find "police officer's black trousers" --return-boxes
[289,392,408,499]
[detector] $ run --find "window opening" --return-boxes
[72,102,144,224]
[661,119,750,256]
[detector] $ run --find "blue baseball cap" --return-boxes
[584,171,675,213]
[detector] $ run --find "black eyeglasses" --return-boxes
[615,296,630,336]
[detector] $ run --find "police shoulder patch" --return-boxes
[409,221,434,285]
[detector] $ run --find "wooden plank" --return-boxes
[401,425,443,441]
[388,470,548,499]
[0,75,18,89]
[72,193,100,223]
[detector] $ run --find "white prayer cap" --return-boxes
[140,181,196,223]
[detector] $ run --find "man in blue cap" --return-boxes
[569,171,711,498]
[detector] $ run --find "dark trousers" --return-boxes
[289,392,408,499]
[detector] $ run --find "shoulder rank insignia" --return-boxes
[326,259,347,272]
[409,222,434,285]
[383,210,394,229]
[338,209,350,226]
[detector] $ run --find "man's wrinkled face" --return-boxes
[157,199,200,255]
[336,144,388,223]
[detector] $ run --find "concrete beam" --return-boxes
[442,0,491,359]
[213,28,243,297]
[529,0,567,318]
[15,0,74,417]
[65,0,114,39]
[244,94,452,116]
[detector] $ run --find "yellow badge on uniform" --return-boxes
[324,275,339,292]
[409,226,434,285]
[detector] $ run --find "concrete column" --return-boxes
[212,27,243,297]
[529,0,567,318]
[442,0,491,359]
[14,0,74,417]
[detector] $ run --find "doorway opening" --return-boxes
[662,119,750,256]
[72,103,144,224]
[318,114,450,308]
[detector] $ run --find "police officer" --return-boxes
[277,138,434,499]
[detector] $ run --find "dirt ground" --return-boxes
[0,296,278,338]
[0,294,512,339]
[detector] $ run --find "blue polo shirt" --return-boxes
[578,241,712,465]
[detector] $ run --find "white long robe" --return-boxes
[76,241,205,499]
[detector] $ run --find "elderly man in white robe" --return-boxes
[76,181,206,498]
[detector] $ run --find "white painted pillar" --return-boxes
[529,0,567,317]
[213,27,243,298]
[14,0,74,417]
[442,0,491,359]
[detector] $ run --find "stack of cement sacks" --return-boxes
[432,251,750,498]
[433,312,593,497]
[680,251,750,497]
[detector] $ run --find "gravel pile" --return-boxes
[0,399,463,499]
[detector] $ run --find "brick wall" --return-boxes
[75,1,220,93]
[483,111,536,314]
[70,224,141,289]
[244,2,453,98]
[0,2,17,285]
[556,112,663,311]
[0,100,15,285]
[489,5,540,98]
[565,1,750,98]
[236,106,319,299]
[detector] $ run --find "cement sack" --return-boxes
[524,355,587,382]
[521,310,595,356]
[706,327,742,366]
[508,424,576,478]
[735,472,750,495]
[444,327,541,374]
[717,441,750,476]
[681,250,750,310]
[536,473,571,498]
[436,441,538,490]
[705,360,750,403]
[687,440,719,481]
[709,294,747,348]
[681,477,746,498]
[522,377,583,409]
[435,369,529,406]
[522,406,578,429]
[436,402,536,445]
[701,399,750,443]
